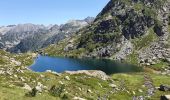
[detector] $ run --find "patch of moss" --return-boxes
[143,7,157,19]
[126,52,139,65]
[132,28,158,50]
[133,3,144,12]
[150,59,169,71]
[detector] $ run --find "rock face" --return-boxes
[0,17,94,53]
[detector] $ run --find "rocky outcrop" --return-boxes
[139,42,170,66]
[114,39,133,60]
[65,70,109,80]
[138,0,170,66]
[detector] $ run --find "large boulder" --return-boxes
[159,85,170,91]
[161,95,170,100]
[64,44,74,52]
[65,70,109,80]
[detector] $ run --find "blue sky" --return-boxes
[0,0,109,26]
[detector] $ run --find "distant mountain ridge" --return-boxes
[0,17,95,53]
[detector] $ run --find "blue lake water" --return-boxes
[30,55,143,74]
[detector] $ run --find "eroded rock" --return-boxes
[65,70,109,80]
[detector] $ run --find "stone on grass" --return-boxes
[0,70,5,75]
[78,87,82,91]
[20,77,25,82]
[35,82,44,92]
[14,74,18,78]
[35,85,43,92]
[87,89,92,93]
[73,97,86,100]
[59,81,64,85]
[161,95,170,100]
[23,83,32,91]
[40,74,45,78]
[65,76,70,81]
[138,89,143,93]
[159,85,170,91]
[109,84,117,88]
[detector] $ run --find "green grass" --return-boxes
[132,28,158,50]
[133,3,143,12]
[0,86,56,100]
[0,63,170,100]
[109,73,145,99]
[126,52,139,65]
[150,73,170,99]
[109,73,170,100]
[150,60,169,71]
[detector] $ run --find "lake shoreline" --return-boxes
[29,55,143,75]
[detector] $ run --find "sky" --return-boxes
[0,0,110,26]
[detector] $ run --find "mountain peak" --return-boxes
[44,0,170,67]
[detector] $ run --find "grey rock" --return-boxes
[73,97,86,100]
[65,76,70,81]
[23,83,32,91]
[166,58,170,63]
[161,95,170,100]
[159,85,170,91]
[35,82,45,92]
[87,89,92,93]
[65,70,109,80]
[64,44,74,52]
[109,84,117,88]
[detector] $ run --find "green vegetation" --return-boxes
[49,85,65,97]
[0,70,170,100]
[126,52,139,65]
[132,28,158,50]
[150,59,169,71]
[1,0,170,99]
[111,0,131,6]
[0,86,56,100]
[0,49,169,99]
[133,3,143,12]
[25,88,38,97]
[143,7,157,19]
[154,0,167,9]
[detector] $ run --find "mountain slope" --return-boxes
[44,0,170,68]
[0,24,47,49]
